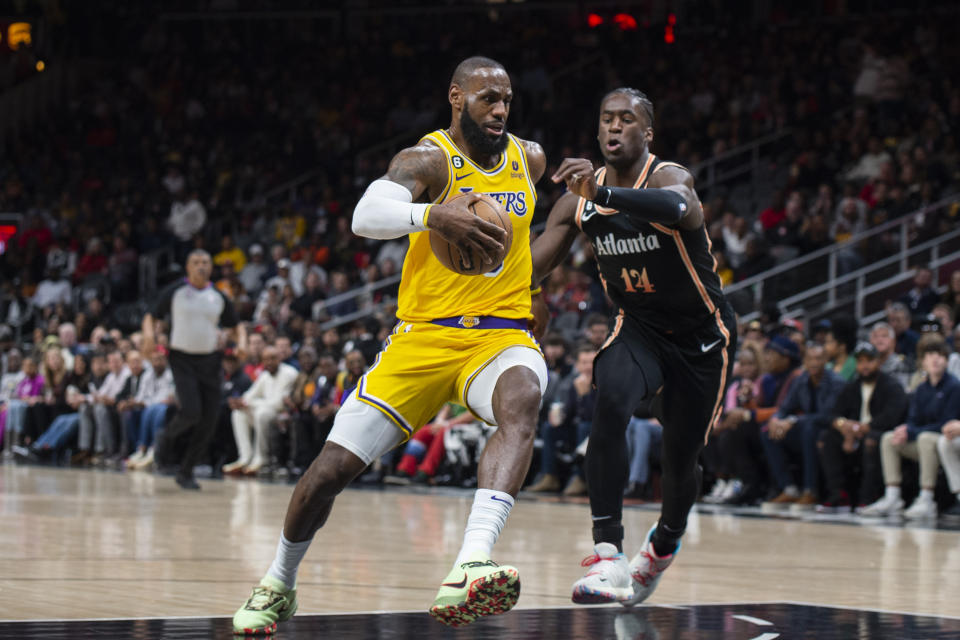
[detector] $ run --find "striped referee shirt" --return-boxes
[152,280,238,355]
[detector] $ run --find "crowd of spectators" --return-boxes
[4,6,960,336]
[8,262,960,522]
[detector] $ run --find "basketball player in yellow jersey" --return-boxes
[232,56,548,635]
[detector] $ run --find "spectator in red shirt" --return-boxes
[73,238,108,284]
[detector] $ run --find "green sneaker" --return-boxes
[232,575,298,635]
[429,552,520,627]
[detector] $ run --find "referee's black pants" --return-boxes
[162,349,223,476]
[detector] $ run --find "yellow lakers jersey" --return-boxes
[396,130,538,322]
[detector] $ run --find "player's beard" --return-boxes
[460,107,509,157]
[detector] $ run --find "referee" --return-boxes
[142,249,246,490]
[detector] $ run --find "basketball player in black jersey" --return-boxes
[532,88,736,605]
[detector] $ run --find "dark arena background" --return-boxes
[2,1,960,638]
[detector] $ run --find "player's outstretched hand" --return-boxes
[551,158,598,201]
[427,193,506,265]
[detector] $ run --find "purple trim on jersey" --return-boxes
[430,316,528,330]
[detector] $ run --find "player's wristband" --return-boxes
[422,204,432,228]
[530,286,542,296]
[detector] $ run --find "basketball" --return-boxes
[429,192,513,275]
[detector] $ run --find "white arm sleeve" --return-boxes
[351,179,431,240]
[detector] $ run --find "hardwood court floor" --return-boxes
[2,465,960,624]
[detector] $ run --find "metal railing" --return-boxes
[724,195,959,321]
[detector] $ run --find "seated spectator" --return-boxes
[703,342,763,504]
[897,265,939,317]
[887,302,920,364]
[23,346,71,447]
[75,350,130,465]
[242,332,266,382]
[936,418,960,518]
[108,236,138,301]
[869,321,911,388]
[761,343,844,510]
[116,350,149,457]
[860,338,960,519]
[223,346,298,475]
[561,344,597,497]
[582,314,610,352]
[208,349,252,473]
[0,348,24,449]
[20,354,92,460]
[335,349,366,403]
[214,235,247,273]
[32,268,72,311]
[239,244,269,298]
[623,406,662,500]
[716,336,803,505]
[3,356,44,451]
[387,403,476,485]
[818,342,908,511]
[824,316,857,381]
[291,271,326,321]
[941,270,960,322]
[273,345,320,474]
[125,348,176,470]
[294,351,342,473]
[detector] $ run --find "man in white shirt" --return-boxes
[32,268,72,310]
[225,346,298,475]
[78,350,131,460]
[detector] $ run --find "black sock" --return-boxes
[651,521,683,557]
[592,521,625,553]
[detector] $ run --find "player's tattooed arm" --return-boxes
[645,165,704,231]
[531,191,580,283]
[385,142,449,202]
[520,139,547,184]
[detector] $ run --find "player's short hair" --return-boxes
[450,56,505,88]
[602,87,655,127]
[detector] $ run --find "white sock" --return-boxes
[920,488,934,502]
[266,532,312,590]
[886,486,901,501]
[454,489,514,566]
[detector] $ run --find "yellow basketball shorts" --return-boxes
[355,320,542,439]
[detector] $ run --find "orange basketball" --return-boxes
[429,193,513,275]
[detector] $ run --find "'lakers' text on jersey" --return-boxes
[575,155,724,334]
[397,130,538,323]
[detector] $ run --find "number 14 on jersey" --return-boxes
[620,267,655,293]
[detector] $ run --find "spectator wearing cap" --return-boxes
[239,244,269,297]
[818,342,908,511]
[897,266,939,317]
[869,321,911,389]
[860,337,960,519]
[263,258,292,299]
[761,343,845,511]
[717,335,803,505]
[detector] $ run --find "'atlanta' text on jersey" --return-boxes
[575,155,725,334]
